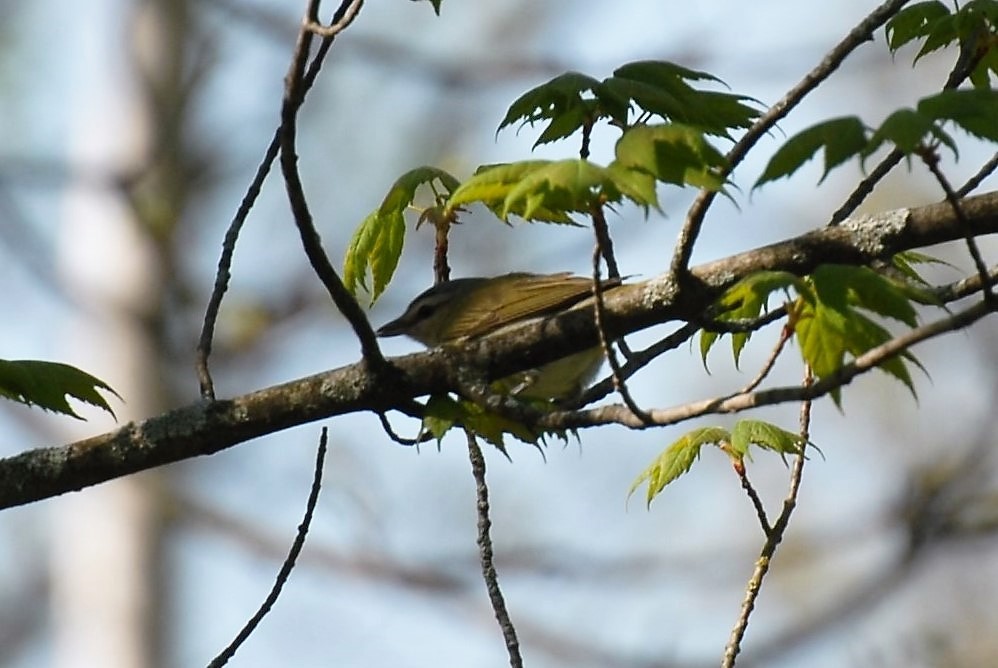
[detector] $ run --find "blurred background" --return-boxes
[1,0,997,666]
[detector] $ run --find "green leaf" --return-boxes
[842,311,918,397]
[604,162,660,212]
[793,299,848,380]
[700,271,800,366]
[755,117,868,188]
[865,108,941,155]
[917,89,998,143]
[0,359,120,419]
[792,265,928,403]
[608,61,760,137]
[422,395,540,449]
[497,72,605,147]
[613,123,728,191]
[915,12,958,60]
[449,159,654,223]
[730,420,804,458]
[502,160,604,219]
[497,60,761,148]
[628,426,729,507]
[812,265,918,327]
[446,161,575,223]
[891,250,952,286]
[344,167,459,303]
[886,1,950,51]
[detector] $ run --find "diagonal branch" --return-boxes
[2,192,997,509]
[669,0,913,277]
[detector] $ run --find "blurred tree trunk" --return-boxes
[50,0,199,665]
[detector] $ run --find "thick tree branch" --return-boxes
[2,192,997,508]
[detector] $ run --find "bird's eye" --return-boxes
[414,302,436,320]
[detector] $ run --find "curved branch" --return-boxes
[279,0,385,366]
[196,0,364,399]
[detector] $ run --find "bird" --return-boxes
[377,272,621,400]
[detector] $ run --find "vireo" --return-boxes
[377,272,620,400]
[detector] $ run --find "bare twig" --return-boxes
[591,236,650,422]
[735,460,772,536]
[377,411,426,446]
[722,369,813,667]
[279,0,385,366]
[738,324,792,395]
[433,216,452,284]
[196,0,362,399]
[208,428,328,667]
[933,263,998,302]
[829,150,907,225]
[670,0,914,276]
[590,199,622,280]
[957,152,998,198]
[465,430,522,668]
[303,0,362,37]
[920,148,995,303]
[543,297,998,431]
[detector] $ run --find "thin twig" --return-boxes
[572,306,788,409]
[738,324,792,395]
[433,217,452,284]
[699,307,789,334]
[591,237,651,423]
[933,263,998,302]
[543,297,998,431]
[207,428,328,668]
[570,322,700,407]
[377,412,428,446]
[722,368,813,667]
[195,0,361,399]
[920,149,995,303]
[957,152,998,198]
[303,0,363,37]
[465,430,523,668]
[829,150,906,225]
[279,0,385,366]
[589,201,635,359]
[670,0,914,276]
[734,460,771,536]
[590,199,623,279]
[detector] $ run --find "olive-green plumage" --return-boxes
[377,272,620,400]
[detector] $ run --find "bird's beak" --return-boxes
[375,318,406,338]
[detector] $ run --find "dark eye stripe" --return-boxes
[414,302,437,319]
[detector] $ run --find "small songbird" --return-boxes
[377,272,620,400]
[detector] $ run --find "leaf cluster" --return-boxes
[755,89,998,187]
[887,0,998,87]
[422,394,572,453]
[629,420,805,507]
[343,60,759,304]
[498,61,760,147]
[702,264,937,404]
